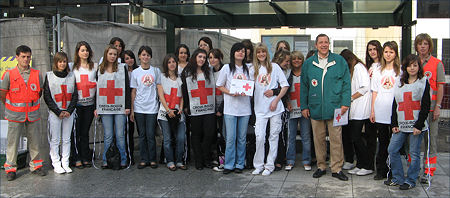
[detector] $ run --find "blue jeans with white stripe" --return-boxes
[286,116,311,166]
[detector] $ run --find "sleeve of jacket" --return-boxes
[391,98,398,128]
[43,75,62,116]
[413,80,431,130]
[124,66,131,109]
[67,82,78,114]
[300,63,309,111]
[181,72,190,115]
[340,58,351,107]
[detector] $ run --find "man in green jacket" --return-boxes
[300,34,351,181]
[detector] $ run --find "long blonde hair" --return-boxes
[99,45,119,74]
[380,41,401,76]
[252,43,272,79]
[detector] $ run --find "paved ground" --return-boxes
[1,152,449,197]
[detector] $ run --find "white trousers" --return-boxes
[253,113,282,172]
[48,111,74,167]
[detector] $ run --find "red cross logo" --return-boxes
[290,83,301,107]
[77,74,96,98]
[398,92,421,120]
[336,113,341,122]
[164,87,181,109]
[191,80,213,105]
[99,80,123,104]
[54,85,72,109]
[215,88,222,96]
[243,83,252,91]
[311,79,318,87]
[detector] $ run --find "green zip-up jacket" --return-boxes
[300,51,351,120]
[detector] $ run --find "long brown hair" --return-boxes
[400,54,423,87]
[365,40,382,69]
[73,41,94,71]
[381,41,401,76]
[99,45,119,74]
[52,52,70,73]
[252,43,272,80]
[340,49,366,78]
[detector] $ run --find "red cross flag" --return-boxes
[333,108,348,126]
[229,79,254,96]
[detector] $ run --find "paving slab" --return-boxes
[421,174,450,198]
[316,173,353,197]
[277,180,317,198]
[351,173,391,197]
[239,180,284,197]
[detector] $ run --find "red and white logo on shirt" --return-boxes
[257,74,271,86]
[311,79,318,87]
[141,74,154,86]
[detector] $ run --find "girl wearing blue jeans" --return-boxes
[387,54,430,190]
[216,43,252,174]
[157,54,186,171]
[95,45,131,169]
[285,51,311,171]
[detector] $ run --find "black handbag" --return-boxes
[106,141,121,170]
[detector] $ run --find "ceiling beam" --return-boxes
[205,4,233,26]
[269,1,287,26]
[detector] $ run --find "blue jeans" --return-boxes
[158,120,186,166]
[388,131,424,187]
[287,116,311,166]
[101,114,127,165]
[223,114,250,170]
[134,113,157,163]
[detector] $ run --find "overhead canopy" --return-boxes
[143,0,411,28]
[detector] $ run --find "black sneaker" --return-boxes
[420,174,431,184]
[234,168,243,174]
[373,173,386,180]
[399,183,414,190]
[6,172,16,181]
[223,169,233,174]
[384,179,399,186]
[31,168,46,176]
[332,171,348,181]
[313,169,326,178]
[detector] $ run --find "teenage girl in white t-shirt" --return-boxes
[250,43,289,176]
[370,41,401,180]
[364,40,383,174]
[216,43,252,174]
[130,46,161,169]
[340,49,372,176]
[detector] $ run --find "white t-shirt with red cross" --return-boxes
[250,63,289,118]
[371,67,400,124]
[130,66,161,114]
[216,64,252,116]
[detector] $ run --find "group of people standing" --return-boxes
[1,33,444,192]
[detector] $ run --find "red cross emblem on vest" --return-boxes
[191,80,213,105]
[99,80,123,104]
[54,85,72,109]
[77,74,96,98]
[290,83,301,107]
[243,83,252,91]
[398,92,421,120]
[164,87,181,109]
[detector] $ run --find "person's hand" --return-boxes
[94,109,98,118]
[168,109,176,118]
[433,107,440,121]
[340,106,349,115]
[130,110,135,122]
[413,128,422,135]
[369,112,375,123]
[287,103,292,112]
[270,99,278,111]
[239,92,246,96]
[301,109,310,119]
[125,109,130,115]
[178,109,183,115]
[216,111,222,117]
[264,90,274,97]
[392,127,400,133]
[59,112,65,119]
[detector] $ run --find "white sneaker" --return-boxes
[348,167,361,175]
[285,165,293,171]
[356,168,373,176]
[62,165,73,173]
[342,162,354,170]
[252,169,263,175]
[304,165,312,171]
[262,169,271,176]
[53,163,65,174]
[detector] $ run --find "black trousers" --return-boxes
[342,124,354,163]
[374,123,391,175]
[71,104,95,163]
[364,121,377,171]
[126,114,135,163]
[350,120,371,169]
[190,114,216,168]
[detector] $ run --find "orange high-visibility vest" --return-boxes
[2,66,41,122]
[423,56,445,111]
